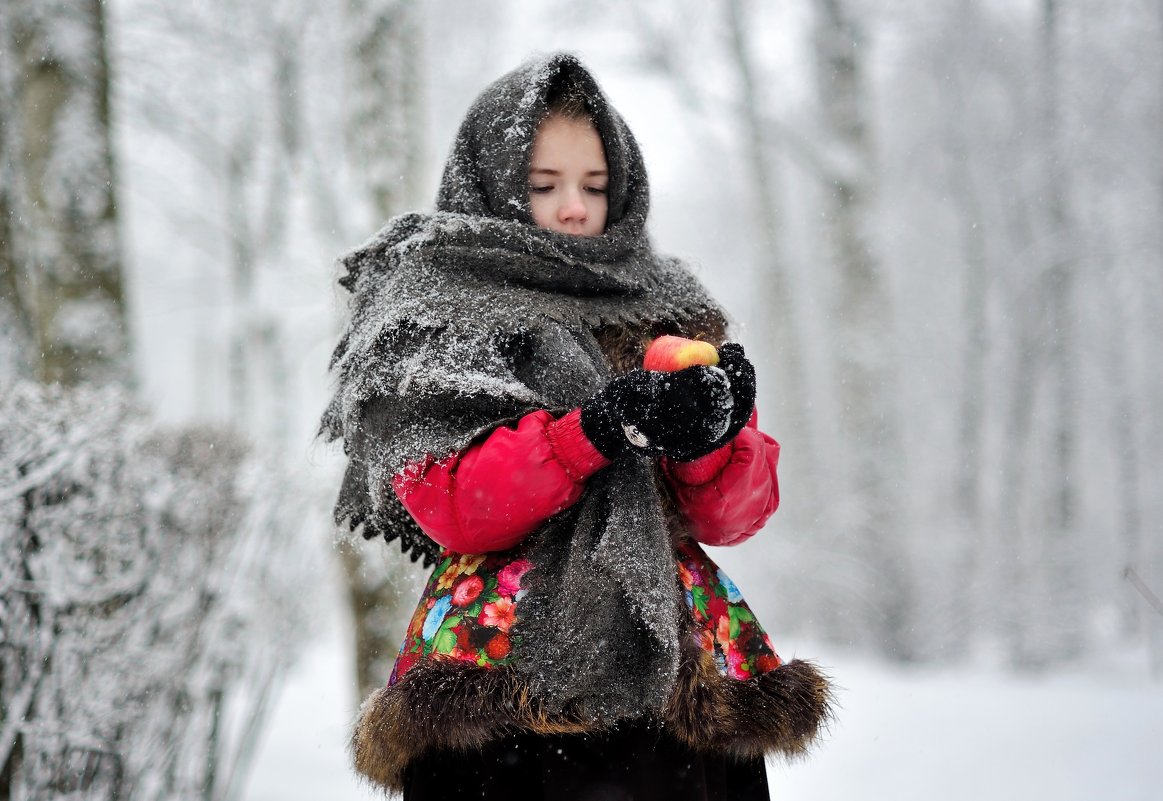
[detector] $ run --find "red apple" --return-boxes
[642,335,720,371]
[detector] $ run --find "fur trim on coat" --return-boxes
[353,641,832,792]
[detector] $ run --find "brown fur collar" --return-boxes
[352,641,833,791]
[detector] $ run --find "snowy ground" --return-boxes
[766,649,1162,800]
[245,600,1163,801]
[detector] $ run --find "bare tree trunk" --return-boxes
[938,0,992,658]
[996,313,1043,667]
[0,191,34,380]
[915,0,997,658]
[0,0,131,386]
[0,7,34,380]
[253,17,302,456]
[811,0,911,658]
[207,7,303,456]
[1108,296,1142,640]
[341,0,428,701]
[225,141,257,429]
[1148,0,1163,677]
[1039,0,1084,659]
[345,0,427,219]
[992,0,1087,669]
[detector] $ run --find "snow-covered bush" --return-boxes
[0,380,312,801]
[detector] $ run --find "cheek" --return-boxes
[529,194,554,228]
[590,197,609,232]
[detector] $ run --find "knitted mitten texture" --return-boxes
[581,366,733,461]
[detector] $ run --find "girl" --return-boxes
[323,53,831,800]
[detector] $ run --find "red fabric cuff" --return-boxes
[546,408,612,481]
[663,441,734,486]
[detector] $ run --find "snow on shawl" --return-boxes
[320,53,726,719]
[321,54,722,565]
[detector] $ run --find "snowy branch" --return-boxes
[1,381,312,801]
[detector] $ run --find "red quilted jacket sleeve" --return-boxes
[391,409,610,553]
[392,407,779,553]
[660,409,780,547]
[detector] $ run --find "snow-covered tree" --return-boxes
[0,0,130,386]
[1,2,320,797]
[0,383,312,801]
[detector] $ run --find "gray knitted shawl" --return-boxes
[322,54,727,719]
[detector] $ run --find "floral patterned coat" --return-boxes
[353,405,831,793]
[388,406,782,685]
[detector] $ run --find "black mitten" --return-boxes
[580,366,734,461]
[713,342,757,448]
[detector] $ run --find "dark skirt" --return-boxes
[403,721,770,801]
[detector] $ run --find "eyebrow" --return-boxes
[529,167,609,177]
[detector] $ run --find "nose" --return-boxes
[557,189,587,224]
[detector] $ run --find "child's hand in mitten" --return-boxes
[580,367,733,461]
[712,342,757,448]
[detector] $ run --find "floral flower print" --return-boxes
[435,553,487,591]
[755,653,781,673]
[727,646,749,680]
[392,542,783,688]
[716,568,743,603]
[391,550,526,685]
[496,559,531,596]
[389,649,420,685]
[458,554,486,575]
[676,541,782,680]
[422,596,453,641]
[707,593,729,625]
[481,597,516,632]
[716,615,731,650]
[452,575,484,607]
[485,633,511,660]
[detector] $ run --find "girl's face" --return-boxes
[528,114,608,237]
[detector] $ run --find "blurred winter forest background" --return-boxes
[2,0,1161,799]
